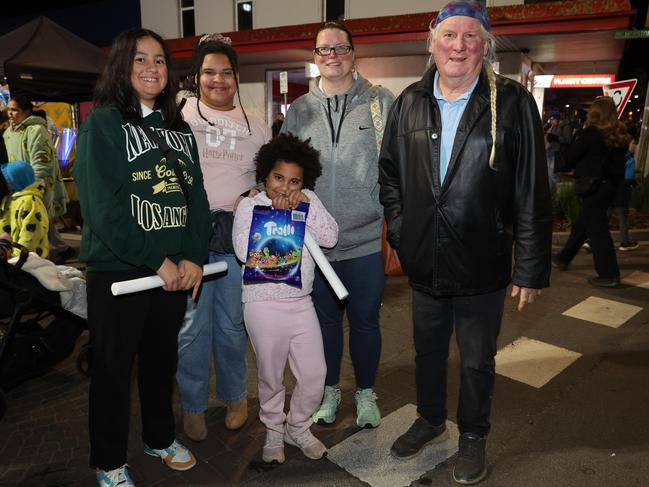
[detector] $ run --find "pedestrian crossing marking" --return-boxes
[562,296,642,328]
[621,271,649,289]
[327,403,459,487]
[495,337,581,388]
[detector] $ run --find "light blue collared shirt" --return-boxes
[433,71,480,184]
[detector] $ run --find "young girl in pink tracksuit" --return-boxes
[232,133,338,464]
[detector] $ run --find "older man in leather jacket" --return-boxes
[379,2,552,484]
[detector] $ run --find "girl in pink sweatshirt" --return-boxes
[232,133,338,464]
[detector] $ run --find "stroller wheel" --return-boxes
[0,388,6,421]
[76,343,92,377]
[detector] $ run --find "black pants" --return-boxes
[86,269,186,470]
[556,181,619,279]
[412,287,506,437]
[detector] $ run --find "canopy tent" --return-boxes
[0,16,106,102]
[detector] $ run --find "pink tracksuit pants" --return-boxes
[244,296,326,434]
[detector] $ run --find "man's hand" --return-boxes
[511,285,542,312]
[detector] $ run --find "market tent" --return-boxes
[0,16,106,102]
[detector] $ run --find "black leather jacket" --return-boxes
[379,67,552,296]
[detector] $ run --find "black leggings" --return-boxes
[86,268,186,470]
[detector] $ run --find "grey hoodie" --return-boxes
[281,74,395,261]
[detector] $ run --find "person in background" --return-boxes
[233,133,338,464]
[176,33,271,441]
[281,21,395,430]
[74,28,210,487]
[0,161,49,258]
[3,95,72,263]
[552,96,631,288]
[271,112,285,138]
[613,134,639,251]
[379,2,551,483]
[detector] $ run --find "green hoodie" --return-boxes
[74,107,210,272]
[2,114,68,217]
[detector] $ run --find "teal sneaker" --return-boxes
[355,388,380,428]
[96,464,134,487]
[312,386,341,424]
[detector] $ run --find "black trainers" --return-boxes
[551,254,568,271]
[587,276,620,288]
[453,433,487,485]
[390,417,448,460]
[619,241,639,251]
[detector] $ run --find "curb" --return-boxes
[552,228,649,245]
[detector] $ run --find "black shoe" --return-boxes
[390,417,447,460]
[551,254,568,271]
[453,433,487,485]
[619,241,639,251]
[587,276,620,288]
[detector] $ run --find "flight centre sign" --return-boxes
[534,74,616,89]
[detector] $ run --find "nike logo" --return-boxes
[359,126,371,130]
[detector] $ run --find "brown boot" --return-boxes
[183,411,207,441]
[225,398,248,430]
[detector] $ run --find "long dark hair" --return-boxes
[186,38,251,135]
[93,28,182,130]
[9,95,34,113]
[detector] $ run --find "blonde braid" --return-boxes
[485,62,497,170]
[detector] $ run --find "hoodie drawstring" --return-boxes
[325,94,349,147]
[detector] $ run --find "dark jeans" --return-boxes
[556,181,619,278]
[412,287,506,437]
[86,269,186,470]
[312,252,385,389]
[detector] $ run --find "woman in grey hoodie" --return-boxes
[281,21,395,429]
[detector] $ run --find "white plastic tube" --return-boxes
[111,261,228,296]
[304,231,349,301]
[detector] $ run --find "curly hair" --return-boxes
[255,133,322,190]
[586,96,631,148]
[93,28,182,130]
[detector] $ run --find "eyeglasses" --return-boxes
[201,69,235,79]
[314,44,353,56]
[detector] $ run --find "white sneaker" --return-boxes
[96,464,134,487]
[144,439,197,471]
[284,424,327,460]
[262,426,285,464]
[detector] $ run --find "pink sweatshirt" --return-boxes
[182,97,271,211]
[233,189,338,303]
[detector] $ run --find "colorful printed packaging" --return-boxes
[243,202,310,287]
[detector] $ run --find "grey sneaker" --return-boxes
[262,426,285,464]
[355,388,380,428]
[284,424,327,460]
[312,385,341,424]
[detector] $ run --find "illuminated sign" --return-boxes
[534,74,616,89]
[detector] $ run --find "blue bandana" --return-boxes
[434,1,492,32]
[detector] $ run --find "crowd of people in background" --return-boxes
[0,1,646,486]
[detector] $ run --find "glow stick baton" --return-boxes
[111,261,228,296]
[304,231,348,301]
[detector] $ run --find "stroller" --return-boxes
[0,240,87,420]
